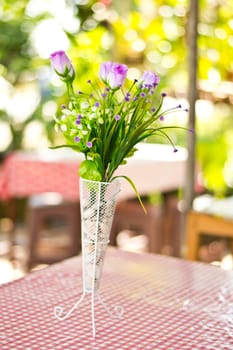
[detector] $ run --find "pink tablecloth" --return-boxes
[0,143,187,201]
[0,152,80,201]
[0,248,233,349]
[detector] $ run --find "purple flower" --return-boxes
[115,114,121,121]
[99,61,128,89]
[140,71,160,87]
[86,141,92,148]
[95,102,100,107]
[50,51,74,80]
[74,136,80,142]
[75,114,82,125]
[159,115,164,121]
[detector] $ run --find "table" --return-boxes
[0,143,187,201]
[0,248,233,349]
[0,143,187,258]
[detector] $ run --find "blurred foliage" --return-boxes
[0,0,233,196]
[196,101,233,196]
[197,135,227,195]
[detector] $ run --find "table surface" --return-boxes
[1,248,233,349]
[0,143,187,201]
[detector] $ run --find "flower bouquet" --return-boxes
[50,50,188,335]
[50,50,187,193]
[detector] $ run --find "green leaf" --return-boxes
[78,160,102,181]
[112,174,147,214]
[49,144,81,151]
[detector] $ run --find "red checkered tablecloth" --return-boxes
[0,152,80,201]
[0,143,187,201]
[1,248,233,349]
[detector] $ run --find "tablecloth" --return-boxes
[0,248,233,349]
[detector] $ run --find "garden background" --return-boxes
[0,0,233,197]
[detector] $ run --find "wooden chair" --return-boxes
[110,194,181,256]
[160,192,181,256]
[26,193,81,270]
[110,198,162,253]
[186,195,233,261]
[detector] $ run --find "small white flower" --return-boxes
[81,102,89,109]
[62,109,72,115]
[61,124,67,131]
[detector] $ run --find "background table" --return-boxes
[0,248,233,349]
[0,143,187,259]
[0,143,187,201]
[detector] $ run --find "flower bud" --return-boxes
[50,50,75,81]
[99,61,128,89]
[140,71,160,87]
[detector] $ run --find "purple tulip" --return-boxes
[50,50,74,80]
[140,71,160,87]
[99,61,128,89]
[99,62,114,82]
